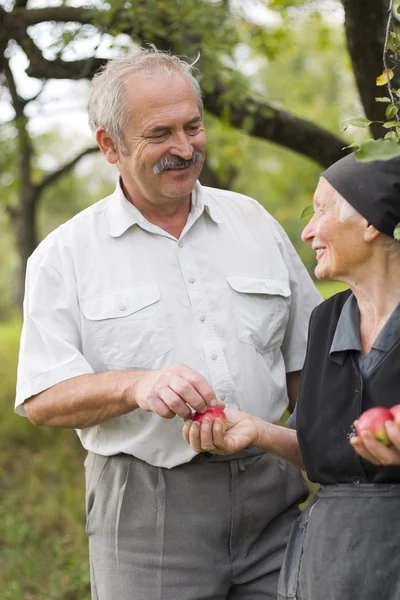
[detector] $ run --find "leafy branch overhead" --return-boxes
[341,0,400,163]
[0,0,398,303]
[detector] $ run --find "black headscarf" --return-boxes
[321,152,400,238]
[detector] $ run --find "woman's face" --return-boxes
[302,177,367,281]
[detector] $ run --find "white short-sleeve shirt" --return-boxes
[16,181,321,468]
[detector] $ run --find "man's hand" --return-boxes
[132,364,218,419]
[182,409,261,455]
[350,419,400,465]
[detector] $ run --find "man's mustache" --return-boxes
[153,151,204,175]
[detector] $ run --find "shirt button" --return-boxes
[119,302,126,311]
[351,476,361,484]
[219,394,226,401]
[188,277,196,283]
[199,315,206,322]
[178,241,184,248]
[211,353,218,360]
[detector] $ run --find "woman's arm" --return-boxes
[182,409,305,470]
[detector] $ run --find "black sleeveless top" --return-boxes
[297,290,400,485]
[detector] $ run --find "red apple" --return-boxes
[355,407,393,446]
[389,404,400,424]
[193,406,227,432]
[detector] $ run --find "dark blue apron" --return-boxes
[278,483,400,600]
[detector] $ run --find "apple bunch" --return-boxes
[355,404,400,446]
[193,406,227,432]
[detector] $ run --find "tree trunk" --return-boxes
[342,0,398,139]
[14,189,38,307]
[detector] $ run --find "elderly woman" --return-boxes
[183,152,400,600]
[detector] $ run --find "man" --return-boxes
[16,48,321,600]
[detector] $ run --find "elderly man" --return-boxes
[16,48,321,600]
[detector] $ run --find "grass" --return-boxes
[0,318,90,600]
[0,281,344,597]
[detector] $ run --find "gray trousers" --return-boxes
[85,450,308,600]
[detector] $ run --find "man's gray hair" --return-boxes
[88,46,204,155]
[334,190,400,254]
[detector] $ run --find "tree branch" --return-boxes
[35,146,99,193]
[342,0,397,138]
[9,6,96,28]
[203,85,348,167]
[25,56,346,166]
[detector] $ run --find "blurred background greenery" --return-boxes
[0,0,390,596]
[0,282,346,599]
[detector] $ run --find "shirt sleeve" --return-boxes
[15,243,94,417]
[273,220,322,373]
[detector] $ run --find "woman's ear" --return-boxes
[363,222,381,243]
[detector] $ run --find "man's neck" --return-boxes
[121,179,192,239]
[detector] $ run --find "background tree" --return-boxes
[0,0,394,304]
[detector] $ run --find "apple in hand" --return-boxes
[355,407,393,446]
[193,406,227,432]
[389,404,400,424]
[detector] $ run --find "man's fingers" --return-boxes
[180,366,217,408]
[158,386,192,419]
[148,395,176,419]
[168,376,207,414]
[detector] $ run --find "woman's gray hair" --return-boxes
[334,190,400,254]
[88,46,203,155]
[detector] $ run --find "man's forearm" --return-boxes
[254,419,305,470]
[24,371,141,429]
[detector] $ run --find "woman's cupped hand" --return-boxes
[182,409,260,455]
[351,418,400,465]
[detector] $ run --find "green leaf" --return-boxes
[382,120,398,128]
[394,223,400,241]
[341,117,373,131]
[241,115,255,133]
[375,97,391,103]
[355,139,400,162]
[301,205,314,219]
[385,104,399,119]
[387,32,398,52]
[342,142,360,150]
[384,131,399,141]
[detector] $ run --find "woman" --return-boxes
[183,152,400,600]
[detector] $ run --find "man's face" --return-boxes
[111,72,206,207]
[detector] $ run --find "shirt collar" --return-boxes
[330,293,362,365]
[329,293,400,365]
[373,300,400,352]
[108,179,222,238]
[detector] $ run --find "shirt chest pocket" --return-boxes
[226,276,291,354]
[80,286,173,369]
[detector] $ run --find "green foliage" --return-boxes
[301,205,314,219]
[315,280,349,300]
[354,139,400,162]
[0,319,90,600]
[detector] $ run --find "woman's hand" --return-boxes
[182,409,260,455]
[350,419,400,465]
